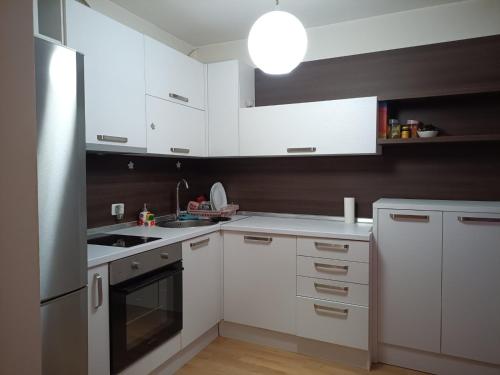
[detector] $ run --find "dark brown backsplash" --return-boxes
[87,143,500,228]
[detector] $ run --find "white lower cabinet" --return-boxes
[296,297,369,350]
[377,209,443,354]
[87,264,110,375]
[146,95,206,157]
[181,232,222,348]
[442,212,500,365]
[223,232,296,334]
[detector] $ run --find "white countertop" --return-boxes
[88,215,372,268]
[373,198,500,213]
[221,216,372,241]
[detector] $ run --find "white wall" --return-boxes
[194,0,500,65]
[0,0,42,374]
[85,0,195,55]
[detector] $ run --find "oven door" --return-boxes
[110,261,183,374]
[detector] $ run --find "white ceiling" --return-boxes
[110,0,464,47]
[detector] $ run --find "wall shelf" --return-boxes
[378,134,500,145]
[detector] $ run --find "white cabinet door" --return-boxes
[146,95,206,157]
[145,36,205,110]
[182,232,222,348]
[87,264,110,375]
[66,0,146,151]
[239,96,377,156]
[207,60,254,156]
[223,232,296,335]
[442,212,500,365]
[377,209,443,353]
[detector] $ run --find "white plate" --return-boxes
[210,182,227,210]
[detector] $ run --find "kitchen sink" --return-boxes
[156,219,217,228]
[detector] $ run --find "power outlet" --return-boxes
[111,203,125,220]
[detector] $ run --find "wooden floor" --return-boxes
[177,337,427,375]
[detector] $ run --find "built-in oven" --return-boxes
[109,243,183,374]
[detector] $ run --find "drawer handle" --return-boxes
[314,282,349,294]
[97,135,128,143]
[244,236,273,244]
[314,262,349,273]
[94,274,103,309]
[314,242,349,251]
[287,147,316,153]
[458,216,500,224]
[169,93,189,103]
[190,238,210,249]
[160,252,169,259]
[390,213,429,222]
[314,304,348,317]
[170,147,190,154]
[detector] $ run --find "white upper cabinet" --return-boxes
[442,212,500,365]
[207,60,255,156]
[145,36,205,110]
[146,95,206,157]
[239,96,377,157]
[66,0,147,152]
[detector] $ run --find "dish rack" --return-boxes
[188,204,239,218]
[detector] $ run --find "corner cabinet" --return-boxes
[181,232,222,348]
[239,96,378,157]
[87,264,110,375]
[66,0,147,152]
[207,60,255,156]
[223,232,296,334]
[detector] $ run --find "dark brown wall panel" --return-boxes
[255,35,500,106]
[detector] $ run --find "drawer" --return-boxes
[297,256,369,284]
[297,276,368,307]
[296,296,368,350]
[297,237,369,263]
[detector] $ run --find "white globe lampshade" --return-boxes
[248,10,308,75]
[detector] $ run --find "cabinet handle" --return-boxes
[314,304,348,317]
[314,242,349,251]
[314,262,349,272]
[160,252,169,259]
[169,93,189,103]
[390,213,429,222]
[97,135,128,143]
[94,274,103,309]
[170,147,190,154]
[314,282,349,294]
[244,236,273,244]
[287,147,316,153]
[458,216,500,224]
[150,123,156,130]
[190,238,210,249]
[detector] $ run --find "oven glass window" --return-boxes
[125,275,180,350]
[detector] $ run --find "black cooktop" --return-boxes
[88,234,161,248]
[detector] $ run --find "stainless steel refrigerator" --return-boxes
[36,37,88,375]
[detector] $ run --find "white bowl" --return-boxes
[417,130,439,138]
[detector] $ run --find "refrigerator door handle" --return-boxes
[95,274,103,309]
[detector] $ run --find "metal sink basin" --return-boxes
[156,219,216,228]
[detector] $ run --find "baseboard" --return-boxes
[379,343,500,375]
[151,325,219,375]
[220,321,370,370]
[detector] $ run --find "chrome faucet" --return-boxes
[176,178,189,219]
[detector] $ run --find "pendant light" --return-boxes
[248,0,308,75]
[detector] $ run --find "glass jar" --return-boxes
[389,119,401,139]
[407,120,420,138]
[401,125,410,139]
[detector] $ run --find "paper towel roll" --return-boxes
[344,197,355,224]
